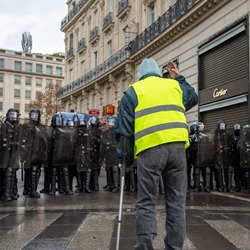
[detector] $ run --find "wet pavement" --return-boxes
[0,168,250,250]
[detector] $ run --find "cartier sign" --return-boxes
[213,88,228,98]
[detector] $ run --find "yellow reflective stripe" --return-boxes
[135,122,188,141]
[135,105,185,119]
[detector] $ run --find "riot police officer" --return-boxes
[188,124,199,191]
[101,116,120,193]
[0,108,21,202]
[214,120,232,192]
[75,114,91,193]
[21,109,52,198]
[231,124,242,192]
[88,116,101,191]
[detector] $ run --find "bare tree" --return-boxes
[29,82,64,125]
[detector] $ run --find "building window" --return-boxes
[25,90,31,99]
[0,88,3,97]
[56,67,62,76]
[14,61,22,71]
[0,59,4,69]
[94,10,99,26]
[148,2,155,26]
[92,51,98,69]
[106,87,112,104]
[92,93,97,109]
[108,0,113,12]
[14,75,21,84]
[0,74,3,82]
[25,76,32,85]
[107,40,112,58]
[69,33,74,49]
[81,99,85,112]
[36,64,43,73]
[46,79,52,86]
[69,68,74,83]
[14,103,20,110]
[46,65,53,75]
[25,63,32,72]
[25,104,30,112]
[36,78,42,86]
[14,89,20,98]
[81,61,85,76]
[0,102,2,111]
[82,22,86,38]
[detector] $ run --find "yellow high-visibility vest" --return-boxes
[132,76,189,156]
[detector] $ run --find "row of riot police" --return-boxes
[187,120,250,194]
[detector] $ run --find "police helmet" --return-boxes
[51,114,64,127]
[66,119,74,127]
[78,116,87,126]
[6,108,20,122]
[234,124,241,131]
[197,122,205,132]
[189,124,197,134]
[107,116,116,127]
[217,120,226,130]
[88,116,99,126]
[29,109,41,122]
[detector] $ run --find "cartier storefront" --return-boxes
[197,18,249,130]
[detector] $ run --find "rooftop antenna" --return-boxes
[21,32,32,53]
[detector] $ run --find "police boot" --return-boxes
[75,172,83,193]
[124,172,130,191]
[4,168,13,202]
[23,169,30,195]
[203,167,211,193]
[193,167,201,192]
[226,166,233,193]
[35,167,41,191]
[216,169,224,192]
[112,165,119,193]
[83,169,91,193]
[245,170,250,194]
[11,173,19,200]
[92,170,99,191]
[104,166,112,191]
[40,168,50,194]
[159,176,164,194]
[29,167,40,198]
[49,168,57,195]
[62,166,73,195]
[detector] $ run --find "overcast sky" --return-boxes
[0,0,68,55]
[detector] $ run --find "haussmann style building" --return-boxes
[58,0,250,129]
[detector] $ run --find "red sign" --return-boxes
[88,109,100,117]
[105,105,115,115]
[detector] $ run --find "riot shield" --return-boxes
[214,129,231,169]
[0,122,21,169]
[100,125,117,166]
[75,126,90,172]
[197,130,215,168]
[240,126,250,168]
[52,127,77,166]
[88,126,101,170]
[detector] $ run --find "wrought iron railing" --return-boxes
[118,0,129,15]
[61,0,88,28]
[90,26,99,41]
[103,12,113,30]
[66,48,74,60]
[77,38,86,51]
[129,0,200,55]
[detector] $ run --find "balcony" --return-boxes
[77,38,87,53]
[89,26,100,45]
[102,12,114,34]
[61,0,88,29]
[66,48,74,61]
[117,0,131,20]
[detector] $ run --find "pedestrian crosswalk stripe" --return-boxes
[0,213,62,250]
[205,219,250,250]
[67,212,116,250]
